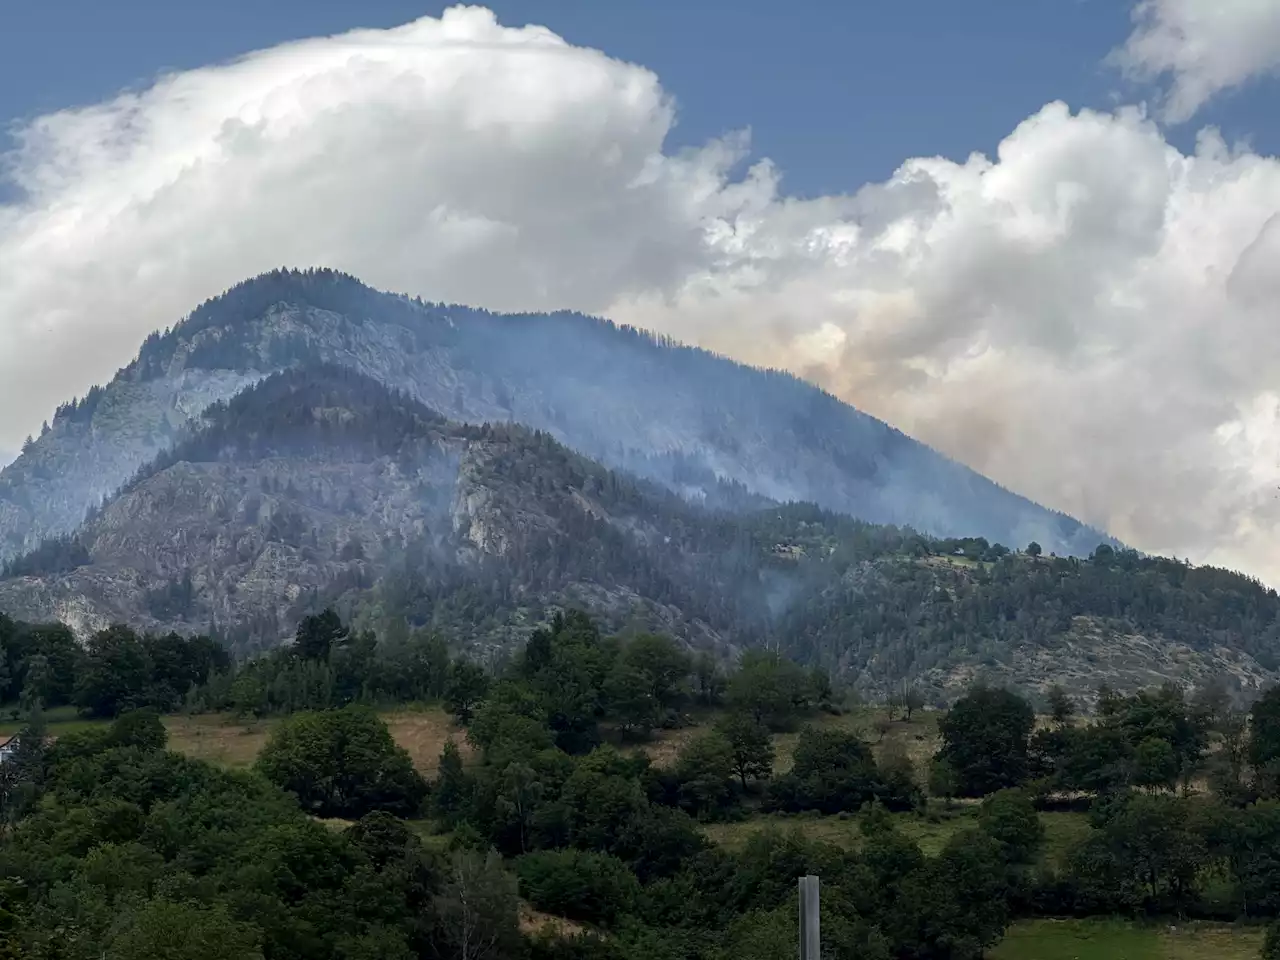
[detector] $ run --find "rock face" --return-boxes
[0,268,1112,566]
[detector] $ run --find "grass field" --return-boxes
[990,919,1264,960]
[701,806,1093,865]
[168,706,472,773]
[9,700,938,782]
[0,704,472,774]
[0,704,106,737]
[637,705,943,777]
[700,809,974,855]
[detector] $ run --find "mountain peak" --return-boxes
[0,270,1115,569]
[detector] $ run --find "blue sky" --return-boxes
[3,0,1276,198]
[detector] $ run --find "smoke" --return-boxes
[0,6,1279,582]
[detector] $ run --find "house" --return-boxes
[0,735,20,763]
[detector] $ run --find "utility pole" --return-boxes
[798,875,820,960]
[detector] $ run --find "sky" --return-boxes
[1,1,1280,581]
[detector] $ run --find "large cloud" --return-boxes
[1114,0,1280,121]
[1,5,1279,583]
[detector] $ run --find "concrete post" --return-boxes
[798,875,820,960]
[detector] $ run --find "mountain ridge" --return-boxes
[0,268,1115,566]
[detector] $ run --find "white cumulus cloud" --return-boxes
[1,6,1280,584]
[1115,0,1280,121]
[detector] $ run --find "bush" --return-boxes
[766,726,912,813]
[107,708,168,752]
[255,704,427,818]
[516,849,640,926]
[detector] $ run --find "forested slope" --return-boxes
[0,363,1275,699]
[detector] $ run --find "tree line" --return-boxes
[930,680,1280,929]
[0,612,227,718]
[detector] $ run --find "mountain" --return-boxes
[1,364,1275,703]
[0,365,892,663]
[0,268,1112,568]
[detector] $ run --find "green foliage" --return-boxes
[0,713,490,960]
[1030,684,1213,797]
[468,682,555,760]
[768,726,915,814]
[725,650,815,731]
[938,686,1035,796]
[1,533,91,578]
[13,604,1280,959]
[434,849,523,960]
[294,608,348,661]
[1070,793,1214,911]
[1251,687,1280,789]
[434,740,472,823]
[516,849,640,925]
[1046,684,1075,725]
[255,705,427,818]
[1133,737,1179,791]
[603,633,690,740]
[900,829,1011,959]
[714,711,775,789]
[673,733,737,818]
[66,623,228,718]
[107,708,168,752]
[618,634,691,713]
[979,788,1045,865]
[783,543,1280,696]
[105,899,264,960]
[445,660,491,724]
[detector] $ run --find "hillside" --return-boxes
[0,365,1277,700]
[0,365,791,657]
[0,268,1112,566]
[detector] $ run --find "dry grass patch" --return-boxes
[164,706,472,773]
[312,817,356,832]
[164,714,277,768]
[381,707,474,774]
[632,725,706,768]
[518,902,589,939]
